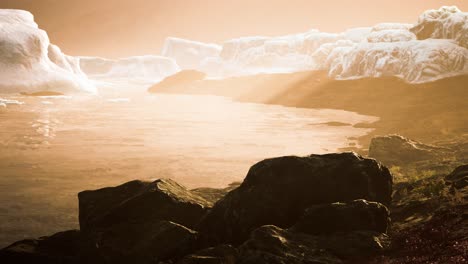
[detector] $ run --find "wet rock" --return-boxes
[291,199,390,235]
[368,135,451,166]
[445,165,468,189]
[0,230,101,264]
[178,244,238,264]
[198,152,392,244]
[238,225,341,264]
[96,220,198,264]
[78,179,210,232]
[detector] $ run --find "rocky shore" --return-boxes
[1,136,466,263]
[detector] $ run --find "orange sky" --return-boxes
[1,0,467,58]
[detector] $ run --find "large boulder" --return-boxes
[291,199,390,235]
[445,165,468,189]
[0,230,102,264]
[368,135,451,166]
[78,179,210,232]
[197,152,392,244]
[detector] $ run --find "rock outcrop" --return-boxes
[1,153,394,264]
[368,135,451,166]
[445,165,468,189]
[198,152,392,244]
[78,179,210,232]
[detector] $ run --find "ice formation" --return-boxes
[0,9,96,94]
[79,55,180,82]
[161,37,221,70]
[176,7,468,83]
[411,6,468,48]
[314,39,467,83]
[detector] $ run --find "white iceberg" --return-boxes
[0,9,96,94]
[411,6,468,48]
[79,55,180,82]
[314,39,468,83]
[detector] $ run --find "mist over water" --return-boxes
[0,91,377,247]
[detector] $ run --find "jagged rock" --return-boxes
[238,225,342,264]
[78,179,210,232]
[445,165,468,189]
[0,230,102,264]
[291,199,390,235]
[178,244,238,264]
[191,182,241,205]
[368,135,451,166]
[95,220,198,264]
[197,152,392,244]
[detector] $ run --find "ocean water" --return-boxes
[0,93,377,247]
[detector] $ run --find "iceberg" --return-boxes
[161,37,221,70]
[411,6,468,48]
[0,9,96,94]
[314,39,468,83]
[79,55,180,82]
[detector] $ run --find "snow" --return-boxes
[411,6,468,48]
[79,55,180,82]
[161,37,221,70]
[0,10,96,94]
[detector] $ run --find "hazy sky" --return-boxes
[1,0,467,58]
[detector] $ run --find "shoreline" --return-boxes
[149,70,468,151]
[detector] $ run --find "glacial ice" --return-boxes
[161,37,221,70]
[411,6,468,48]
[0,10,96,94]
[180,7,468,83]
[79,55,180,82]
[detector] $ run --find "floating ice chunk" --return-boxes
[162,37,221,70]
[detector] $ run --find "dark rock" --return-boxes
[178,244,238,264]
[191,182,241,205]
[291,199,390,235]
[238,225,342,264]
[445,165,468,189]
[148,70,206,93]
[78,179,210,232]
[96,220,198,263]
[238,226,389,264]
[0,230,102,264]
[316,230,390,258]
[197,152,392,244]
[368,135,451,166]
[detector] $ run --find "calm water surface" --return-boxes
[0,93,377,246]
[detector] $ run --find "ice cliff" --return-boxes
[0,9,96,94]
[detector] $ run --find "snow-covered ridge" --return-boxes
[0,9,96,94]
